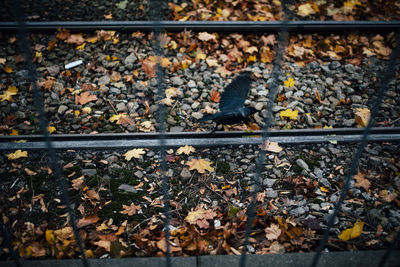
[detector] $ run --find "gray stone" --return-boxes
[15,111,26,119]
[265,189,278,198]
[118,184,137,194]
[134,170,144,179]
[328,147,341,155]
[343,119,355,127]
[124,53,137,65]
[263,178,276,187]
[187,80,196,88]
[98,75,110,85]
[171,76,184,86]
[58,105,68,114]
[255,102,264,111]
[330,61,341,70]
[47,65,60,76]
[82,169,97,177]
[170,126,184,132]
[116,103,127,112]
[192,112,203,120]
[289,207,306,216]
[296,159,310,172]
[181,104,191,111]
[180,168,191,179]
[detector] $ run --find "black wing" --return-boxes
[219,72,252,112]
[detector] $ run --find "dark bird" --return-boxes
[197,72,257,132]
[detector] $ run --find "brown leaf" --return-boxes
[86,189,100,201]
[354,172,370,190]
[66,34,85,45]
[198,32,216,42]
[186,158,214,174]
[259,140,283,153]
[355,108,370,127]
[77,213,99,228]
[177,145,195,155]
[156,238,182,253]
[210,90,221,103]
[120,203,141,216]
[75,91,98,105]
[265,224,282,241]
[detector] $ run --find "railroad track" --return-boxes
[1,127,400,150]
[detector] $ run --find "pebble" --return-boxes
[82,169,97,177]
[171,76,184,86]
[118,184,137,194]
[296,159,310,172]
[58,105,68,114]
[134,170,144,179]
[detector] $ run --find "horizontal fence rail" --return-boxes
[1,128,400,150]
[0,20,399,32]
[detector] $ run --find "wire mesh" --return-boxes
[309,34,400,267]
[1,0,399,266]
[9,0,90,266]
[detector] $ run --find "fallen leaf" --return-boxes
[124,148,146,161]
[354,172,370,190]
[75,91,98,105]
[177,145,195,155]
[206,58,218,67]
[297,3,317,17]
[185,208,217,229]
[186,158,214,174]
[7,150,28,160]
[284,77,295,87]
[0,86,18,102]
[355,108,370,127]
[265,224,282,241]
[156,238,182,253]
[47,126,56,134]
[280,109,299,120]
[77,213,99,228]
[379,190,398,202]
[120,203,141,216]
[259,140,283,153]
[210,90,221,103]
[338,220,365,241]
[198,32,217,42]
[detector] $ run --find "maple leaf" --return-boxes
[260,46,273,63]
[71,176,85,190]
[355,108,370,127]
[142,57,157,78]
[77,213,99,228]
[283,77,295,87]
[198,32,217,42]
[185,208,217,229]
[259,140,283,153]
[0,85,18,102]
[265,224,282,241]
[186,158,214,174]
[7,150,28,160]
[215,66,232,77]
[120,203,141,216]
[165,87,181,98]
[338,220,365,241]
[177,145,195,155]
[124,148,146,161]
[139,120,154,132]
[156,238,182,253]
[210,90,221,103]
[354,172,370,190]
[75,91,98,105]
[47,126,56,134]
[280,109,299,120]
[261,34,276,46]
[297,3,317,17]
[66,34,85,45]
[94,240,111,252]
[205,58,218,67]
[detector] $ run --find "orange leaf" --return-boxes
[210,90,221,103]
[186,158,214,174]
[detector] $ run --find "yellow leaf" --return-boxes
[284,77,295,87]
[206,58,218,67]
[76,43,86,50]
[35,52,42,58]
[74,110,81,117]
[124,148,146,161]
[10,129,18,136]
[338,220,365,241]
[247,55,257,63]
[0,85,18,102]
[177,145,195,155]
[355,108,370,127]
[280,109,299,120]
[45,230,56,245]
[47,126,56,134]
[297,3,317,17]
[195,52,206,60]
[7,150,28,160]
[3,66,13,73]
[320,186,329,192]
[109,114,123,123]
[186,158,214,174]
[82,107,92,114]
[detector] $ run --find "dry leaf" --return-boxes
[259,140,283,153]
[198,32,217,42]
[77,214,99,228]
[75,91,98,105]
[7,150,28,160]
[354,172,370,190]
[297,3,317,17]
[338,220,365,241]
[280,109,299,120]
[265,224,282,241]
[120,203,141,216]
[284,77,295,87]
[124,148,145,161]
[186,158,214,174]
[0,86,18,102]
[355,108,370,127]
[177,145,195,155]
[185,208,217,229]
[210,90,221,103]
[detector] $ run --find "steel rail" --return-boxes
[0,20,399,32]
[1,127,400,150]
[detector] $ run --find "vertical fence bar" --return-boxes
[239,1,291,266]
[149,1,171,265]
[10,0,89,266]
[0,221,22,267]
[310,35,400,267]
[377,230,400,267]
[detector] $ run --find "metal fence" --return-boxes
[1,0,400,267]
